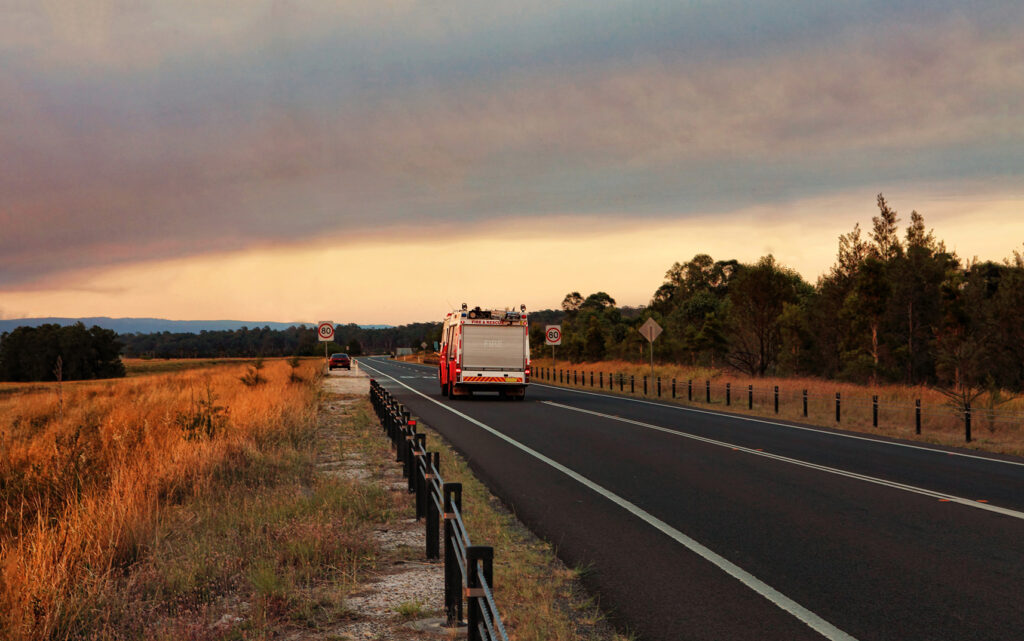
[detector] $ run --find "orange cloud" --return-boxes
[2,187,1021,324]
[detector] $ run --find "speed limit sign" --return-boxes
[545,325,562,346]
[317,321,335,342]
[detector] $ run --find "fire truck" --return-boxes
[439,304,531,400]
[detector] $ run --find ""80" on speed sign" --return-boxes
[317,321,335,342]
[545,325,562,345]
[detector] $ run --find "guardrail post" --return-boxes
[706,380,711,403]
[466,546,494,641]
[426,452,440,559]
[395,407,404,462]
[574,370,577,385]
[590,371,594,387]
[915,399,921,434]
[748,384,753,410]
[560,369,563,383]
[774,386,779,414]
[672,378,676,399]
[404,421,417,486]
[965,404,972,442]
[600,371,603,388]
[643,376,647,396]
[443,483,463,626]
[414,433,427,514]
[872,395,879,427]
[803,389,808,417]
[835,393,841,423]
[657,377,661,397]
[726,382,731,406]
[688,379,693,401]
[630,375,635,393]
[619,373,624,392]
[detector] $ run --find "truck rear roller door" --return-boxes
[462,325,525,371]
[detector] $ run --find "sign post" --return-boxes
[638,318,663,382]
[545,325,562,368]
[318,321,335,370]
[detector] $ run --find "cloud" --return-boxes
[3,186,1022,324]
[1,1,1022,289]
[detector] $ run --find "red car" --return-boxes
[329,353,351,370]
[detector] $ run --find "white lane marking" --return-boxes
[541,401,1024,521]
[359,360,859,641]
[530,382,1024,468]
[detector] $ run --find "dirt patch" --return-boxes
[305,367,447,640]
[323,362,372,396]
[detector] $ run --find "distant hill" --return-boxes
[0,317,392,335]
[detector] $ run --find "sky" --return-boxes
[1,1,1022,325]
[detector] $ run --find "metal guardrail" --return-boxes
[369,379,510,641]
[534,366,1024,444]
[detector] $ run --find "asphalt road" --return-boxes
[358,357,1024,641]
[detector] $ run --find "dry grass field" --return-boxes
[0,358,629,640]
[0,358,334,639]
[532,358,1024,457]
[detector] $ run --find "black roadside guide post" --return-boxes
[426,452,440,559]
[444,482,463,626]
[466,546,494,641]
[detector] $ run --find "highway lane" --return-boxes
[358,357,1024,641]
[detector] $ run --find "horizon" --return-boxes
[3,2,1022,325]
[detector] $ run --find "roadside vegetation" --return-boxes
[0,358,338,639]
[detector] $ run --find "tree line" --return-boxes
[0,323,126,382]
[543,195,1024,397]
[0,322,446,382]
[117,323,445,360]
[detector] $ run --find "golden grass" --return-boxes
[0,359,323,639]
[121,357,261,377]
[532,358,1024,456]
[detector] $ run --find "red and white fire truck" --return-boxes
[438,304,531,400]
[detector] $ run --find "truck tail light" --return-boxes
[525,364,531,381]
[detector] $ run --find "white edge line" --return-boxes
[359,359,859,641]
[540,401,1024,521]
[527,381,1024,468]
